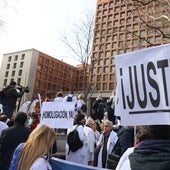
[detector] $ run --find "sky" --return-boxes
[0,0,97,67]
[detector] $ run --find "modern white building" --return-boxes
[0,49,39,101]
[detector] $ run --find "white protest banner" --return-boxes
[115,43,170,126]
[40,101,77,128]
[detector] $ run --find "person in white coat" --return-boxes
[53,91,63,102]
[84,117,96,165]
[66,113,87,165]
[63,91,77,102]
[97,120,118,168]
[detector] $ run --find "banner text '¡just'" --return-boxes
[120,59,169,110]
[42,111,74,120]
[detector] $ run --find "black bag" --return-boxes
[81,104,87,112]
[0,89,7,105]
[67,96,73,102]
[93,145,102,166]
[107,138,120,169]
[67,126,83,152]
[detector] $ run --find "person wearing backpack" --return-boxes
[63,91,77,102]
[66,113,87,165]
[92,95,106,122]
[77,94,87,114]
[3,81,24,119]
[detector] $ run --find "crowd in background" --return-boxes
[0,81,170,169]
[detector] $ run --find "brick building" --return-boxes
[90,0,170,99]
[0,49,84,101]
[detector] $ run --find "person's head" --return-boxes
[10,81,16,87]
[75,113,86,125]
[78,94,84,100]
[147,125,170,140]
[70,91,74,95]
[7,120,14,127]
[56,91,63,97]
[31,112,39,120]
[103,120,113,134]
[0,114,8,123]
[14,112,27,124]
[85,117,95,128]
[96,95,102,100]
[18,125,56,170]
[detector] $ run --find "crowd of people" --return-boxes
[0,81,170,170]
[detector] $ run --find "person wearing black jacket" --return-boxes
[0,112,30,170]
[3,81,24,119]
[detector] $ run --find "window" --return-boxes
[5,71,9,77]
[12,70,15,77]
[21,54,25,60]
[96,83,101,90]
[103,83,107,90]
[15,55,18,61]
[3,79,7,86]
[97,67,102,74]
[109,82,114,90]
[8,56,12,62]
[13,63,17,69]
[104,66,109,72]
[98,60,103,66]
[17,78,21,85]
[105,59,110,65]
[6,64,10,69]
[133,24,138,30]
[18,70,22,76]
[20,62,24,68]
[103,74,108,81]
[111,66,116,72]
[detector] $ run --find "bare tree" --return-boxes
[60,11,96,101]
[130,0,170,40]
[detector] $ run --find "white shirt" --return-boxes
[116,147,134,170]
[63,94,77,102]
[53,97,63,102]
[31,157,52,170]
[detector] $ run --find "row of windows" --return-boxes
[3,78,21,86]
[6,62,24,70]
[91,73,115,81]
[39,56,76,72]
[90,82,115,91]
[8,54,25,62]
[93,36,162,52]
[5,70,23,77]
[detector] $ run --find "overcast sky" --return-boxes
[0,0,97,67]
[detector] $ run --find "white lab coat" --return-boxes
[84,125,96,164]
[66,125,87,165]
[116,147,134,170]
[31,157,52,170]
[97,130,118,168]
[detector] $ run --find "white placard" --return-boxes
[115,43,170,126]
[40,102,77,128]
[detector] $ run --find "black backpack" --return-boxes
[67,126,83,152]
[67,96,73,102]
[81,104,87,113]
[0,88,7,105]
